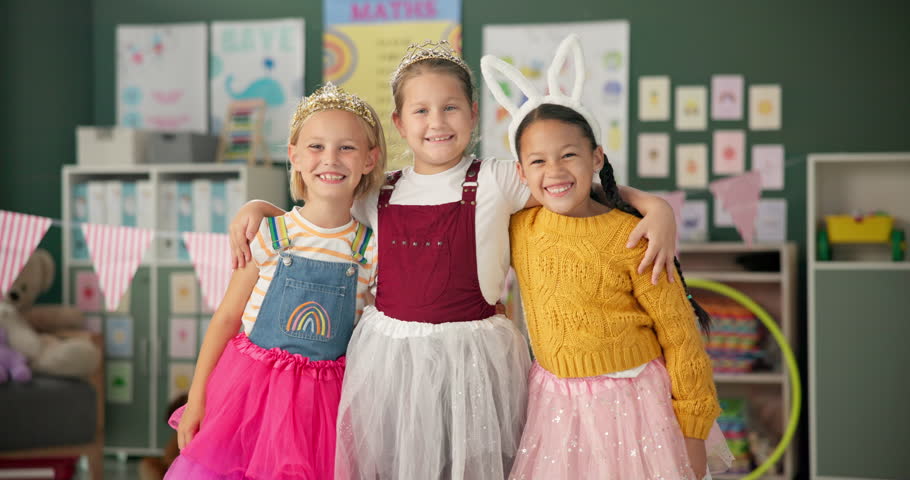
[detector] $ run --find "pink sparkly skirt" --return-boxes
[164,333,345,480]
[510,360,733,480]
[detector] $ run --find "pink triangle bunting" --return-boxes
[654,191,686,255]
[0,210,53,296]
[183,232,232,312]
[81,224,154,311]
[710,171,763,246]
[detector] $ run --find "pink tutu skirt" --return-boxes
[164,333,345,480]
[510,360,733,480]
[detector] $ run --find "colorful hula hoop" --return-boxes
[688,278,801,480]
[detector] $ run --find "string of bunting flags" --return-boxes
[0,210,232,313]
[0,169,765,313]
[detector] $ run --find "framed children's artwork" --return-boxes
[676,143,708,189]
[639,76,671,122]
[713,130,746,175]
[637,133,670,178]
[711,75,744,121]
[116,23,208,133]
[749,84,782,130]
[752,144,785,190]
[675,86,707,131]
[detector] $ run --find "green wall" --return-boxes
[4,1,907,270]
[1,0,93,304]
[3,1,909,476]
[88,1,910,258]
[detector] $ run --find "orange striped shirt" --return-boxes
[240,207,377,334]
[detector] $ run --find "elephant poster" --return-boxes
[210,19,305,161]
[117,23,208,133]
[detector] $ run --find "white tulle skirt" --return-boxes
[335,306,532,480]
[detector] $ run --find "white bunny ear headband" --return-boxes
[481,34,601,160]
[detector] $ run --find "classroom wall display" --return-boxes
[116,23,208,133]
[680,200,708,242]
[323,0,462,170]
[676,143,708,189]
[482,21,630,184]
[749,84,782,130]
[169,362,195,401]
[752,144,785,190]
[637,133,669,178]
[210,19,305,161]
[639,76,670,122]
[107,361,133,404]
[105,315,134,358]
[711,75,744,121]
[755,198,787,242]
[712,130,746,175]
[675,86,707,131]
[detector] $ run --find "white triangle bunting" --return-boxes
[82,224,154,311]
[710,171,763,246]
[0,210,53,296]
[183,232,232,313]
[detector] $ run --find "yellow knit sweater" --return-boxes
[510,206,721,439]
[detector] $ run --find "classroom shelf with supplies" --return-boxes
[61,163,289,455]
[680,242,797,480]
[808,153,910,480]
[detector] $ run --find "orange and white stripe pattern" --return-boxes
[241,208,378,334]
[183,232,232,313]
[0,210,52,296]
[81,224,154,311]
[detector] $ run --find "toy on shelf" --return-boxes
[817,211,906,261]
[216,99,270,165]
[698,295,765,374]
[718,398,753,474]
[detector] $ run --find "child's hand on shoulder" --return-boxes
[229,202,268,269]
[626,200,677,285]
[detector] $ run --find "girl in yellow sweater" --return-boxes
[482,35,733,480]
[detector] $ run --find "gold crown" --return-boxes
[391,40,469,82]
[290,82,375,136]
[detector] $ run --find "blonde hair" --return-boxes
[288,105,387,202]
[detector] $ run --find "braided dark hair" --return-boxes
[515,103,711,332]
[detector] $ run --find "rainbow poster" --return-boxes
[286,301,332,338]
[324,0,462,170]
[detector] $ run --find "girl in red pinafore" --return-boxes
[230,40,681,480]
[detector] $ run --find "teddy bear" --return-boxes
[1,248,101,378]
[0,325,31,383]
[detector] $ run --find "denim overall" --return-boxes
[248,217,368,361]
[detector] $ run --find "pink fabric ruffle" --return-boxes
[166,333,345,480]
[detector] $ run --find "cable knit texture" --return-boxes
[510,206,721,439]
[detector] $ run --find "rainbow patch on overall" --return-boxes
[286,301,331,337]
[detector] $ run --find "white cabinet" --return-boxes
[807,153,910,480]
[61,163,288,455]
